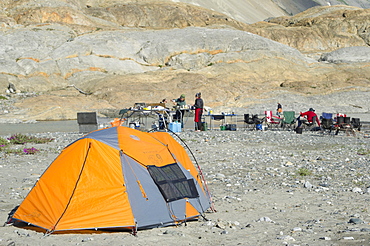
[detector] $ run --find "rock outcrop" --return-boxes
[320,46,370,63]
[3,1,250,30]
[0,0,369,121]
[274,0,370,16]
[249,6,370,53]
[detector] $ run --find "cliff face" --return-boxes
[273,0,370,15]
[249,6,370,53]
[0,0,369,121]
[79,0,370,24]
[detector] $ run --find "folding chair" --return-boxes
[281,111,295,130]
[320,112,334,135]
[322,112,333,120]
[243,114,255,129]
[351,118,361,131]
[264,111,281,129]
[321,118,334,134]
[252,114,264,130]
[335,115,356,136]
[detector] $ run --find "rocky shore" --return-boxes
[1,128,370,245]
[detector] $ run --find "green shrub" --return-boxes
[357,148,370,155]
[0,134,54,155]
[7,134,31,144]
[7,134,54,144]
[1,147,23,154]
[297,168,312,176]
[30,136,55,144]
[0,137,9,146]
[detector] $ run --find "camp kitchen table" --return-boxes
[123,108,173,129]
[206,113,238,130]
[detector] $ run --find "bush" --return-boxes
[7,134,31,144]
[0,134,54,155]
[31,136,55,144]
[3,148,23,154]
[357,148,370,155]
[0,137,9,146]
[23,147,39,154]
[297,168,312,176]
[7,133,54,145]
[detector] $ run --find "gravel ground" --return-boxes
[0,128,370,245]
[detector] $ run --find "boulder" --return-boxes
[319,46,370,63]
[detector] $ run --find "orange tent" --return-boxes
[10,126,213,234]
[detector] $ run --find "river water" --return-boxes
[0,120,79,135]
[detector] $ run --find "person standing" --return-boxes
[277,102,282,117]
[173,94,186,128]
[193,92,204,132]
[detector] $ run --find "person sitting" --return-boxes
[297,108,321,128]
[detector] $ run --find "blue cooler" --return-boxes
[169,122,181,132]
[256,124,262,130]
[175,122,182,132]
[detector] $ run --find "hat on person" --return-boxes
[195,92,201,97]
[309,108,315,111]
[180,94,185,98]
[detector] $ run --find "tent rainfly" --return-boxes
[9,126,213,234]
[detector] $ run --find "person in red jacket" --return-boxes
[297,108,321,127]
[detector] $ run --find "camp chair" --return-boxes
[322,112,333,120]
[281,111,295,130]
[335,115,356,136]
[252,114,263,123]
[264,111,281,129]
[321,118,334,134]
[251,114,264,130]
[319,112,334,134]
[210,114,225,130]
[351,118,361,131]
[243,114,255,129]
